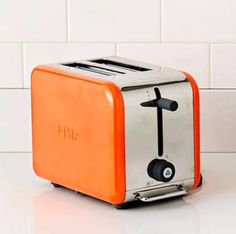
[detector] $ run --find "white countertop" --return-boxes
[0,153,236,234]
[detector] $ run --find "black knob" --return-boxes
[157,98,178,111]
[147,159,175,182]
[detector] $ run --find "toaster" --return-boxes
[31,56,201,208]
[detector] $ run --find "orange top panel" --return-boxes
[31,66,126,204]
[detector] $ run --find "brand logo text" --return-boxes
[58,125,79,141]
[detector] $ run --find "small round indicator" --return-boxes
[163,167,173,178]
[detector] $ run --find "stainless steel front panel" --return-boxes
[122,81,194,195]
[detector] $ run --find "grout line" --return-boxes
[201,152,236,154]
[209,44,212,88]
[0,152,32,154]
[0,88,30,90]
[0,41,222,44]
[115,43,117,56]
[0,41,236,44]
[66,0,69,42]
[160,0,162,42]
[0,41,118,44]
[21,43,25,88]
[199,88,236,90]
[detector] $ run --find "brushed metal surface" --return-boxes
[52,56,186,89]
[136,186,187,202]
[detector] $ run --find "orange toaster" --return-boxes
[31,56,201,208]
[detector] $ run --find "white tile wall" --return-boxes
[162,0,236,42]
[211,44,236,88]
[23,43,115,87]
[117,43,209,88]
[0,0,67,42]
[0,44,23,88]
[0,0,236,152]
[200,90,236,152]
[68,0,160,42]
[0,90,31,152]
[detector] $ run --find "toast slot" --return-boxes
[91,59,151,72]
[62,63,125,76]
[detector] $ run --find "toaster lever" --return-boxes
[140,88,178,156]
[140,98,178,111]
[140,99,157,107]
[157,98,178,111]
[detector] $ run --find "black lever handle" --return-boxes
[140,98,178,111]
[140,99,157,107]
[140,88,178,157]
[157,98,178,111]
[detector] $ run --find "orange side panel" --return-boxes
[31,66,126,204]
[181,71,200,189]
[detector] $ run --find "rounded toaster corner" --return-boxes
[32,156,42,178]
[110,192,126,205]
[102,82,126,204]
[30,66,46,88]
[30,67,38,86]
[181,71,199,94]
[180,71,200,190]
[30,65,45,77]
[102,81,123,101]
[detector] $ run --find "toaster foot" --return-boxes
[113,203,129,209]
[113,201,142,209]
[51,182,62,188]
[75,191,82,194]
[197,174,203,188]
